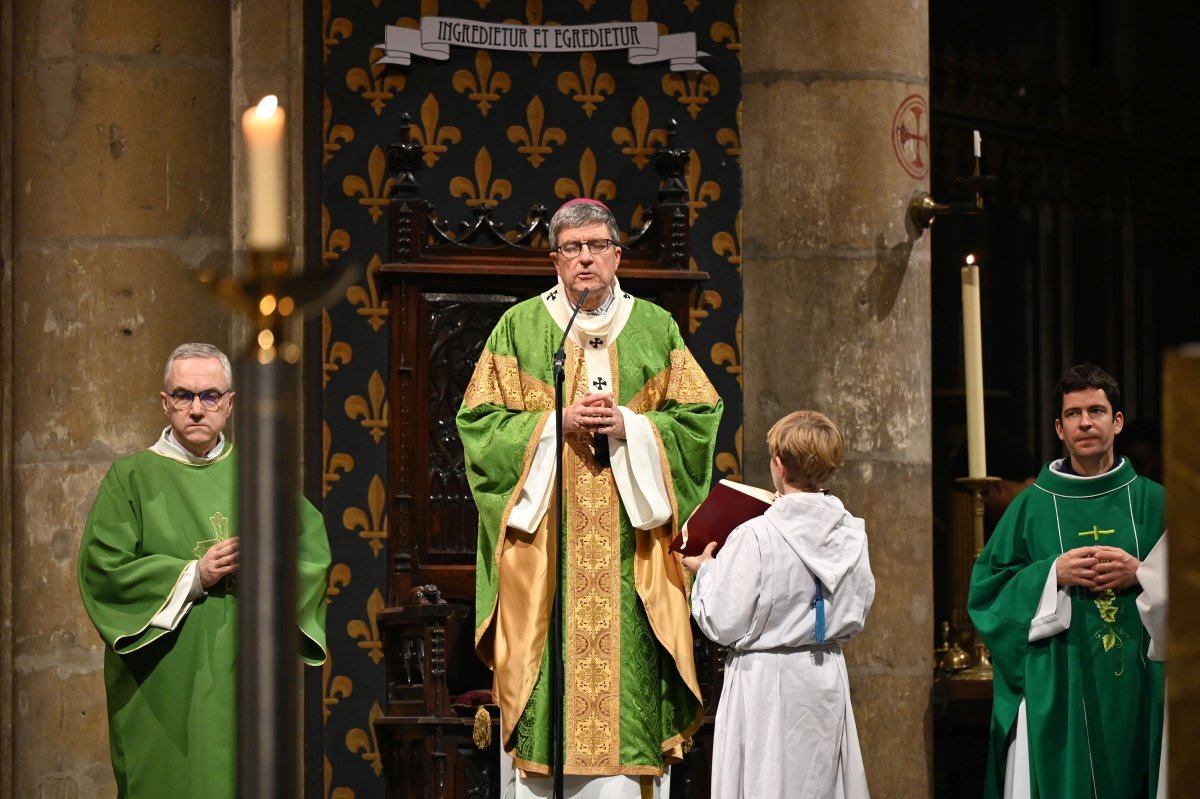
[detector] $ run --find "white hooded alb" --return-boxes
[691,491,875,799]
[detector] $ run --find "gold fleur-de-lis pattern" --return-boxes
[557,52,615,117]
[611,96,668,169]
[449,146,513,208]
[412,93,462,167]
[322,204,351,269]
[346,50,407,116]
[347,589,386,666]
[322,419,355,495]
[342,145,394,224]
[323,95,355,166]
[508,95,567,167]
[344,255,388,332]
[662,70,720,119]
[344,370,389,444]
[320,2,741,793]
[453,50,511,115]
[554,147,616,203]
[342,474,388,558]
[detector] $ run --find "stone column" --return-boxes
[5,2,231,796]
[743,2,933,794]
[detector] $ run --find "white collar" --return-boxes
[150,426,229,464]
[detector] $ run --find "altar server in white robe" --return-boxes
[684,410,874,799]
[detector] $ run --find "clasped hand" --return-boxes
[1055,544,1140,592]
[198,536,240,589]
[565,391,625,439]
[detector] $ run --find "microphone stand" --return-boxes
[551,286,588,799]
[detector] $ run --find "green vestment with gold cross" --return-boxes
[77,440,331,799]
[968,458,1165,799]
[457,287,722,777]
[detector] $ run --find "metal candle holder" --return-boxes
[202,249,354,799]
[907,146,998,230]
[953,475,1000,679]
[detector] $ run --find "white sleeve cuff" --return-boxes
[149,561,205,631]
[1028,565,1072,642]
[508,421,557,533]
[1136,534,1168,661]
[609,408,671,530]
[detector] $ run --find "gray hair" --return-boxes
[548,201,620,250]
[163,343,233,390]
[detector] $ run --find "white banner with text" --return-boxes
[376,17,708,72]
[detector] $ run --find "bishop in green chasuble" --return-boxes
[78,433,330,799]
[969,458,1164,799]
[457,280,722,778]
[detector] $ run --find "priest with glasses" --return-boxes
[457,198,723,797]
[77,342,330,799]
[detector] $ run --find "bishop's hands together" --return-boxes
[1055,545,1141,592]
[564,391,626,439]
[198,536,240,589]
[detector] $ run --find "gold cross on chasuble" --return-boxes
[1078,524,1115,541]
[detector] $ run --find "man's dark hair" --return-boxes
[1054,363,1122,418]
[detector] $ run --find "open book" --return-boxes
[669,479,776,557]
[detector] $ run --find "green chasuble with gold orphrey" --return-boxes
[77,442,330,799]
[457,291,722,777]
[968,459,1164,799]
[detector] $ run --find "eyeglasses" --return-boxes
[555,238,616,258]
[168,389,230,410]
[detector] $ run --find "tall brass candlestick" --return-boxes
[207,95,357,799]
[954,475,999,679]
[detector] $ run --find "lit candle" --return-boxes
[961,254,987,477]
[242,95,287,250]
[973,129,981,159]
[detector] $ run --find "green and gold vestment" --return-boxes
[77,438,330,799]
[457,287,722,777]
[968,458,1164,799]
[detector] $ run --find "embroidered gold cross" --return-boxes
[192,511,231,557]
[1078,525,1115,541]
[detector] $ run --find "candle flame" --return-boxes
[255,95,279,119]
[966,253,976,266]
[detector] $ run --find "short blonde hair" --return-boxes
[767,410,845,487]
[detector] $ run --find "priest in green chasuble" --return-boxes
[457,199,722,797]
[77,343,330,799]
[969,364,1165,799]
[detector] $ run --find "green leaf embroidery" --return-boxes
[1093,588,1127,675]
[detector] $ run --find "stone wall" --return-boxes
[742,2,934,794]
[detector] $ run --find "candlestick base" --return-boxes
[955,641,994,680]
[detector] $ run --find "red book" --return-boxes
[669,479,776,557]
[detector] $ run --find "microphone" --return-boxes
[551,288,610,466]
[593,429,610,467]
[553,287,589,370]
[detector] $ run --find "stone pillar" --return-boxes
[742,2,932,795]
[5,2,232,796]
[1163,347,1199,796]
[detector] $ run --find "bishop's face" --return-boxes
[160,356,235,457]
[550,222,621,310]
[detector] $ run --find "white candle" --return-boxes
[973,129,982,159]
[242,95,287,250]
[961,255,987,478]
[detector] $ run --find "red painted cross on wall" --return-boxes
[892,94,929,180]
